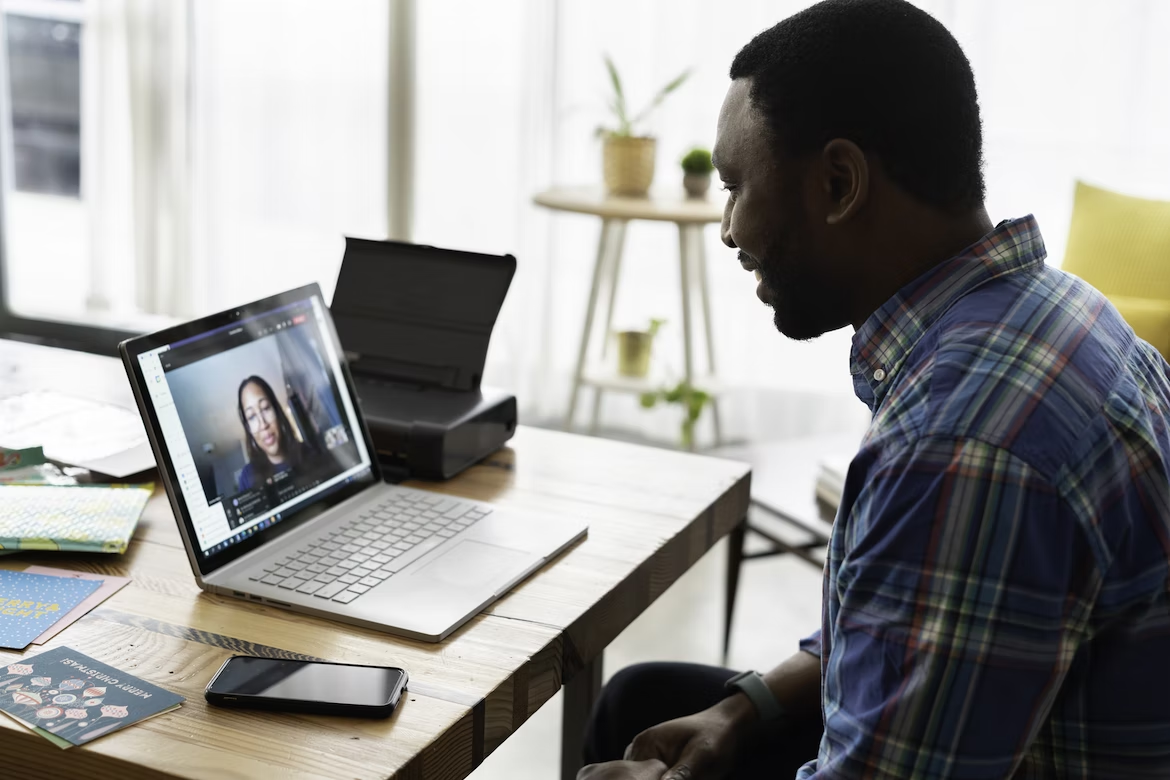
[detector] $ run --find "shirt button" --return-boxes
[873,368,886,382]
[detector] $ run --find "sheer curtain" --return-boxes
[72,0,391,325]
[85,0,191,320]
[412,0,1170,447]
[190,0,390,315]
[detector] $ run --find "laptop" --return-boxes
[119,284,587,642]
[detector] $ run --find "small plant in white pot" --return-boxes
[597,55,690,198]
[681,147,715,198]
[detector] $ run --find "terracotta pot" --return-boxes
[603,136,656,197]
[683,172,711,198]
[616,330,654,377]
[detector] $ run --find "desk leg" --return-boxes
[677,224,697,452]
[567,220,617,431]
[590,220,628,435]
[724,518,747,663]
[561,655,603,780]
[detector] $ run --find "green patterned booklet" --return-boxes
[0,484,152,555]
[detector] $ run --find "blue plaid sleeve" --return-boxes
[808,436,1101,779]
[800,629,822,657]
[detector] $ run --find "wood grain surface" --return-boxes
[0,340,750,778]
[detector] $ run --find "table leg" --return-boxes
[567,219,616,431]
[597,220,628,362]
[561,654,604,780]
[693,225,723,446]
[677,224,697,452]
[590,220,628,435]
[724,517,747,663]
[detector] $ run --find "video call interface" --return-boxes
[141,296,374,557]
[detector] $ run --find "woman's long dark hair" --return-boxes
[237,375,309,484]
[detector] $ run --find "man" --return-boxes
[579,1,1170,778]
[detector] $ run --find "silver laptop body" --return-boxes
[120,284,586,642]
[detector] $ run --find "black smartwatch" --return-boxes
[724,670,784,722]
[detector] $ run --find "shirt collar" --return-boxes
[850,215,1047,410]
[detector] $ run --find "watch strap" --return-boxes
[725,670,784,722]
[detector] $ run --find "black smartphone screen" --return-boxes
[208,657,406,707]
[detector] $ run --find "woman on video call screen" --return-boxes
[236,374,320,490]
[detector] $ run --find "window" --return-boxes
[0,0,400,355]
[0,1,123,350]
[8,11,80,197]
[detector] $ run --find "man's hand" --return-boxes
[577,759,668,780]
[623,695,754,780]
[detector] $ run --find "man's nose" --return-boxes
[721,220,736,249]
[721,199,736,248]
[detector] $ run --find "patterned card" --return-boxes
[22,566,132,645]
[0,646,183,748]
[0,571,102,649]
[0,446,44,472]
[0,484,152,554]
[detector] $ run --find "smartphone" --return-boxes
[204,655,408,718]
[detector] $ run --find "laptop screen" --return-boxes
[135,292,375,559]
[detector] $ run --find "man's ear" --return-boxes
[821,139,869,225]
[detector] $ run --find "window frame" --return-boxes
[0,0,135,354]
[0,0,415,357]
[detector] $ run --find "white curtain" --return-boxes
[84,0,391,322]
[189,0,390,315]
[412,0,1170,447]
[86,0,191,320]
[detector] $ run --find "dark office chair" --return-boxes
[716,433,858,662]
[723,503,831,661]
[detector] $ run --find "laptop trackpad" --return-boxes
[409,540,531,589]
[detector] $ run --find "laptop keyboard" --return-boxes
[247,491,491,605]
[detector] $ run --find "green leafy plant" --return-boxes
[597,55,690,138]
[639,380,711,449]
[680,147,714,175]
[645,317,666,338]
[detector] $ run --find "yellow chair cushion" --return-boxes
[1109,295,1170,359]
[1062,181,1170,357]
[1062,181,1170,300]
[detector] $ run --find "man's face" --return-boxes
[713,79,846,341]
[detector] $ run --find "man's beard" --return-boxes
[749,247,833,342]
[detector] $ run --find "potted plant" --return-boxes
[639,380,711,450]
[681,147,715,198]
[597,55,690,197]
[615,318,664,378]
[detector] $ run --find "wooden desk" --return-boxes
[0,340,751,779]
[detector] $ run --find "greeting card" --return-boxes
[0,571,102,649]
[0,646,184,747]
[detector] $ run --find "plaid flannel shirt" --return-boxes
[797,216,1170,779]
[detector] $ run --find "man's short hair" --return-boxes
[730,0,985,212]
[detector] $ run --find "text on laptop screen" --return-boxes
[136,295,374,557]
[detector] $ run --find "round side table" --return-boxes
[534,186,726,450]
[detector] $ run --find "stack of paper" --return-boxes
[0,391,153,478]
[0,646,183,748]
[815,452,853,511]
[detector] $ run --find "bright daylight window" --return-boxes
[1,1,90,326]
[0,0,392,353]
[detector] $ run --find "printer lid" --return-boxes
[330,238,515,392]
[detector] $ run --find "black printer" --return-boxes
[330,237,518,481]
